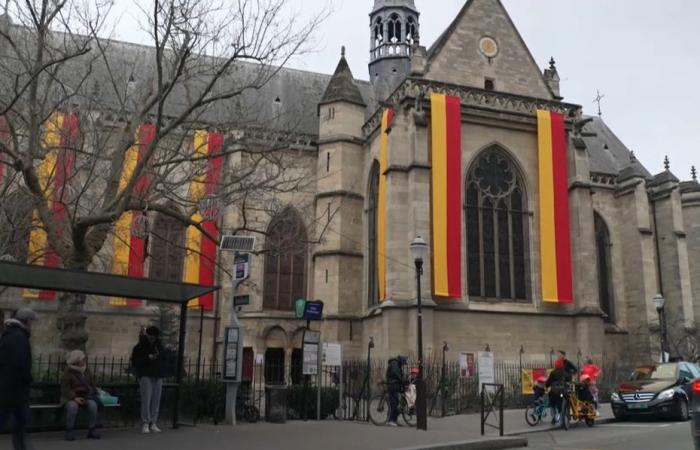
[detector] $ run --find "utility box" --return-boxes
[265,385,288,423]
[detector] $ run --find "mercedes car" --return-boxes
[610,362,700,421]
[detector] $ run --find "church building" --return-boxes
[2,0,699,371]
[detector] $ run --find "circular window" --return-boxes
[478,36,499,58]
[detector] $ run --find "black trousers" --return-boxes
[0,403,29,450]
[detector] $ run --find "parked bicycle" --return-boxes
[369,381,416,427]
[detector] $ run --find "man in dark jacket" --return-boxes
[546,358,573,425]
[385,356,404,426]
[131,326,167,433]
[0,309,37,450]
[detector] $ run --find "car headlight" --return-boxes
[657,389,675,401]
[611,392,620,401]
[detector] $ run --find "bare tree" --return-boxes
[0,0,329,350]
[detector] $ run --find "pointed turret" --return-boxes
[319,47,365,108]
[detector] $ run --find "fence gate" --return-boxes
[480,383,504,436]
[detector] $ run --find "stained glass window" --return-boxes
[263,208,308,311]
[465,148,529,300]
[367,161,380,307]
[595,213,615,322]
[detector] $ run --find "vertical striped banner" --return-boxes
[110,124,156,307]
[24,112,79,300]
[377,108,393,302]
[185,131,224,311]
[537,110,573,304]
[430,93,462,298]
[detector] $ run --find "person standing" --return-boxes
[131,326,166,433]
[581,358,602,412]
[0,309,37,450]
[61,350,101,441]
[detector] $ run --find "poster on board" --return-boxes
[459,352,475,378]
[477,351,495,392]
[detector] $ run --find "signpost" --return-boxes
[298,300,324,421]
[219,235,256,426]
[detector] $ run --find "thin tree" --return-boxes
[0,0,330,350]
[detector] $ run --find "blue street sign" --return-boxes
[303,300,324,321]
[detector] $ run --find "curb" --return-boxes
[392,437,528,450]
[506,417,618,436]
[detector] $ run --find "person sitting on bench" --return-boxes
[61,350,100,441]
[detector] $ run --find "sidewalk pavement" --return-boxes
[7,405,615,450]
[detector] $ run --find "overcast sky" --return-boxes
[111,0,699,177]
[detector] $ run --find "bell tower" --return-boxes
[369,0,420,102]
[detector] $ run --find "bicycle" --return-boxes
[369,382,416,427]
[525,397,550,426]
[560,382,596,430]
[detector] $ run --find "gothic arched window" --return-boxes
[406,16,417,45]
[367,161,380,307]
[149,211,186,282]
[373,17,384,48]
[466,148,528,300]
[388,14,402,44]
[263,209,308,311]
[595,212,615,322]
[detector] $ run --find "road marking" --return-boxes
[602,423,674,428]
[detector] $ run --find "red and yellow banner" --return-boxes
[521,368,551,394]
[430,93,462,298]
[537,110,573,304]
[110,124,156,307]
[377,108,393,302]
[24,112,79,300]
[185,131,224,311]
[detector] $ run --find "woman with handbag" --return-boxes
[61,350,100,441]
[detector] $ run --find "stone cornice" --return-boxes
[317,135,365,146]
[312,250,364,260]
[362,78,582,137]
[315,190,364,202]
[385,163,431,174]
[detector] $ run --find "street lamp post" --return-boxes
[653,294,668,363]
[410,236,428,431]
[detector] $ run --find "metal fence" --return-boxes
[30,353,637,423]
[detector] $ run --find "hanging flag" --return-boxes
[377,108,393,302]
[24,112,80,300]
[110,124,156,307]
[185,130,224,311]
[430,93,462,298]
[521,368,551,394]
[537,110,573,304]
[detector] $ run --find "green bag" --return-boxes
[97,388,119,406]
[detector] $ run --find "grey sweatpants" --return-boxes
[139,377,163,425]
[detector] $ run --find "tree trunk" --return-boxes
[56,292,89,351]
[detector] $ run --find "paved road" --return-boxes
[523,420,693,450]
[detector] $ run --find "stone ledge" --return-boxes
[393,437,527,450]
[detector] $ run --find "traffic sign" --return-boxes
[303,300,324,321]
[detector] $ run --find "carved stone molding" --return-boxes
[362,78,582,137]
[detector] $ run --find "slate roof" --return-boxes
[0,24,376,137]
[582,116,652,179]
[319,54,366,108]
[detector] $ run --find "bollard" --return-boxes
[692,380,700,449]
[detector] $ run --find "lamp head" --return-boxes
[653,294,666,312]
[410,236,428,263]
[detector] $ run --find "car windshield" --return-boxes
[629,364,677,381]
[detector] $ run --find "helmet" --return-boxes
[536,376,547,384]
[554,358,565,370]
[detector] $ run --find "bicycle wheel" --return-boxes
[369,394,389,426]
[525,404,541,427]
[401,396,416,427]
[561,399,571,431]
[244,405,260,423]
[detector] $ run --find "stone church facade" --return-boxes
[2,0,699,371]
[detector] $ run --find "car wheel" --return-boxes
[676,398,690,422]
